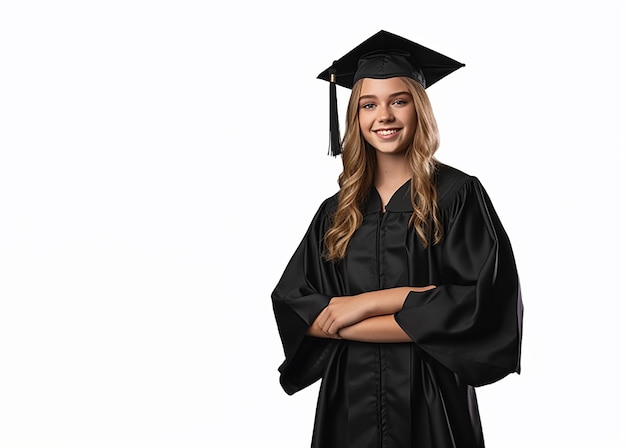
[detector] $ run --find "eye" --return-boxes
[360,102,376,110]
[392,98,409,106]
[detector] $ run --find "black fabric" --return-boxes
[354,50,426,88]
[271,164,523,448]
[317,30,465,89]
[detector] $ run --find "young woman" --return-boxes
[272,30,523,448]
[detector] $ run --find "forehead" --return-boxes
[359,77,410,96]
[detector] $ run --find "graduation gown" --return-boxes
[272,164,523,448]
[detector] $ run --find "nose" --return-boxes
[377,105,394,122]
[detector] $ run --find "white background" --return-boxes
[0,1,623,447]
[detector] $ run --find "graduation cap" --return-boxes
[318,30,465,156]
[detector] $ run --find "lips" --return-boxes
[374,128,400,137]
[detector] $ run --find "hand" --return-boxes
[310,285,437,338]
[316,295,375,337]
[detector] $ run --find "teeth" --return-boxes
[376,129,397,136]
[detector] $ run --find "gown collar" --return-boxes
[364,178,414,215]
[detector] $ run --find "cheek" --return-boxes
[358,112,366,130]
[359,118,376,146]
[404,111,418,135]
[358,115,370,137]
[358,113,370,128]
[408,118,418,135]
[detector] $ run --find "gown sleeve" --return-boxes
[271,198,343,395]
[395,177,523,387]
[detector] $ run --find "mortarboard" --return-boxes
[318,30,465,156]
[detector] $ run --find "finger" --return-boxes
[326,318,339,336]
[320,315,334,335]
[328,318,344,336]
[317,308,330,330]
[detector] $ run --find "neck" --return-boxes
[374,151,412,189]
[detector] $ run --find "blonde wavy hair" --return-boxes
[324,77,443,260]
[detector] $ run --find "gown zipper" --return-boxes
[377,210,384,448]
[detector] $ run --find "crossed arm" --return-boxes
[306,286,435,343]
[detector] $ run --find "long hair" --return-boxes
[324,77,443,261]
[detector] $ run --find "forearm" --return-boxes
[338,315,411,343]
[307,285,434,338]
[360,286,426,315]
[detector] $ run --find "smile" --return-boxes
[375,129,400,136]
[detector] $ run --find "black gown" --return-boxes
[272,164,523,448]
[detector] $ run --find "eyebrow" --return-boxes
[358,91,412,101]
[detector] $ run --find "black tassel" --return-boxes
[328,67,342,157]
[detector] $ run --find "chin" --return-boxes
[376,146,409,155]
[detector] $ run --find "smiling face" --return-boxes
[358,77,418,155]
